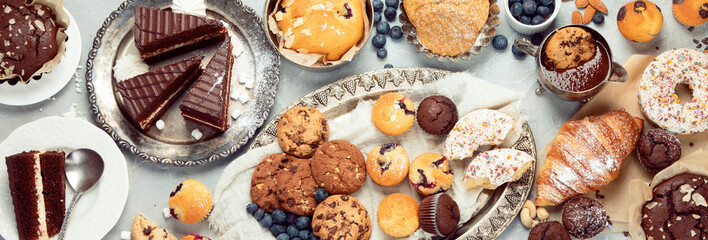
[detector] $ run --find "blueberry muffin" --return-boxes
[672,0,708,26]
[372,93,416,136]
[168,179,213,224]
[366,143,410,187]
[409,153,453,195]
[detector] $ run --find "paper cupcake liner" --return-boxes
[0,0,69,85]
[265,0,371,68]
[419,193,456,237]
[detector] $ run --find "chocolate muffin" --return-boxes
[637,128,682,172]
[528,221,571,240]
[641,174,708,240]
[418,193,460,237]
[561,196,607,239]
[416,96,459,135]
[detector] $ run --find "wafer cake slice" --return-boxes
[180,39,233,132]
[133,7,227,62]
[116,56,204,131]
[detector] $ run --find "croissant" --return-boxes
[535,110,643,206]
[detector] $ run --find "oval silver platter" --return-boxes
[86,0,280,166]
[248,67,536,240]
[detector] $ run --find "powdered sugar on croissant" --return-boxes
[535,110,643,206]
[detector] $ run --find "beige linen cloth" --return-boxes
[535,55,708,236]
[209,72,529,239]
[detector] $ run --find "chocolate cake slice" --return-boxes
[133,7,227,62]
[180,39,233,132]
[116,56,204,131]
[6,151,65,240]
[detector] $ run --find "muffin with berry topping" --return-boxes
[168,179,213,224]
[372,93,416,136]
[409,153,454,195]
[366,143,410,186]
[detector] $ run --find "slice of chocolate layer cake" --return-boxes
[116,56,204,131]
[180,39,233,132]
[133,7,227,62]
[6,151,65,240]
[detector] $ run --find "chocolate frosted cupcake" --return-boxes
[561,196,607,239]
[417,96,459,135]
[637,128,682,172]
[418,193,460,237]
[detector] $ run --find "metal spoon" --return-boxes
[57,148,105,240]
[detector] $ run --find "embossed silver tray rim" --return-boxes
[398,0,501,62]
[85,0,280,166]
[248,67,536,240]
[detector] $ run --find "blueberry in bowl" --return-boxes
[505,0,559,34]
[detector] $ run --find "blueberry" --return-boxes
[373,12,381,24]
[512,45,526,59]
[246,203,258,215]
[509,0,522,4]
[272,209,287,224]
[592,13,604,24]
[537,6,550,17]
[295,217,312,229]
[519,15,531,24]
[277,233,291,240]
[260,214,274,228]
[309,235,320,240]
[492,35,508,50]
[538,0,553,6]
[376,21,390,34]
[510,2,523,17]
[522,0,537,15]
[286,212,298,224]
[254,208,265,220]
[384,63,393,68]
[271,224,287,236]
[531,15,544,25]
[385,0,399,8]
[377,48,388,58]
[373,0,383,12]
[314,188,329,203]
[292,238,301,240]
[298,230,310,239]
[389,26,402,39]
[531,33,544,45]
[384,7,397,21]
[287,225,299,238]
[372,34,387,48]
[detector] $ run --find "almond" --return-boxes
[590,0,608,14]
[575,0,589,9]
[583,5,596,24]
[572,10,582,24]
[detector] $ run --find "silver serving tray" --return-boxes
[86,0,280,166]
[248,67,536,240]
[399,0,500,62]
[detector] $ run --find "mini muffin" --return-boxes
[637,128,682,172]
[180,234,211,240]
[372,93,416,136]
[528,221,571,240]
[275,0,365,61]
[418,193,460,237]
[416,96,459,135]
[409,153,454,195]
[561,196,607,239]
[377,193,419,237]
[617,1,664,43]
[277,107,330,158]
[672,0,708,26]
[168,179,213,224]
[366,143,410,186]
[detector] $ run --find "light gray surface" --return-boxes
[0,0,704,239]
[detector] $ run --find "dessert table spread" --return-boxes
[0,0,705,239]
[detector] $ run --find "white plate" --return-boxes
[0,9,82,106]
[0,116,129,240]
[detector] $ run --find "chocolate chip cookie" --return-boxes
[637,128,682,172]
[250,153,296,212]
[312,140,367,194]
[276,158,318,216]
[642,174,708,240]
[277,107,330,158]
[312,195,371,240]
[528,221,571,240]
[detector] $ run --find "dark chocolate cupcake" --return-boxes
[418,193,460,237]
[561,196,607,239]
[637,128,682,172]
[528,221,571,240]
[416,96,459,135]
